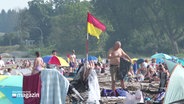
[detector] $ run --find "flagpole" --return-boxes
[83,12,89,80]
[86,12,89,66]
[83,32,89,81]
[86,33,89,65]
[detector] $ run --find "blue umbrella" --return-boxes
[137,58,144,64]
[151,53,172,59]
[89,56,98,61]
[84,56,98,61]
[156,58,164,64]
[0,75,23,104]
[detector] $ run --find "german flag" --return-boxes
[87,12,106,39]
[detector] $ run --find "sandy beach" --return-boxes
[98,70,141,104]
[0,58,161,104]
[65,68,155,104]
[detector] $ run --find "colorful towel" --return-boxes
[40,68,69,104]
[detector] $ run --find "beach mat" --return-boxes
[101,88,127,97]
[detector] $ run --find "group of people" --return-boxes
[0,49,105,76]
[0,55,32,75]
[135,58,170,82]
[0,41,171,98]
[32,50,79,75]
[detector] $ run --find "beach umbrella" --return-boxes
[137,58,144,64]
[132,58,138,62]
[98,56,102,62]
[156,58,164,64]
[151,53,172,60]
[0,75,23,104]
[43,55,69,66]
[87,56,98,61]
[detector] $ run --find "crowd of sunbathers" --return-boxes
[0,51,171,86]
[127,58,170,83]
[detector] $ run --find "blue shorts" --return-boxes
[70,62,75,68]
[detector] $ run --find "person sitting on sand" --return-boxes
[150,58,157,70]
[145,65,157,81]
[4,68,12,75]
[136,61,148,81]
[0,56,5,70]
[94,63,101,75]
[153,64,170,92]
[58,66,65,75]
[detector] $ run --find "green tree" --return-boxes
[92,0,184,55]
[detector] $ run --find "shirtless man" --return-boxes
[69,50,77,72]
[32,51,45,74]
[108,41,131,94]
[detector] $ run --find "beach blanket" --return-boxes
[117,58,131,80]
[23,72,41,104]
[40,68,69,104]
[101,88,127,97]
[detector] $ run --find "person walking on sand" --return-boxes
[108,41,132,95]
[32,51,45,74]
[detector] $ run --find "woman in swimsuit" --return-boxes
[32,51,45,74]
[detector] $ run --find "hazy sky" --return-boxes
[0,0,31,12]
[0,0,90,12]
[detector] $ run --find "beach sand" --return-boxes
[66,69,156,104]
[98,70,141,104]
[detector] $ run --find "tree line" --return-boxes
[0,0,184,57]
